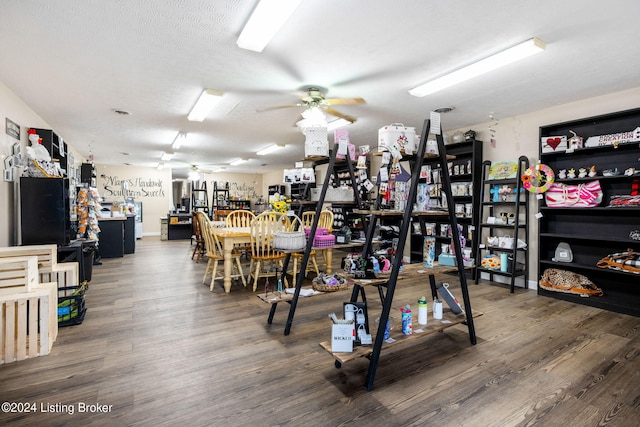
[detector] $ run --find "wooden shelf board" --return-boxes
[319,310,483,365]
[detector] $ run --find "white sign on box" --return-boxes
[331,323,355,352]
[541,135,567,153]
[378,123,417,154]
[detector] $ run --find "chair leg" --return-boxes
[291,257,298,289]
[235,257,247,287]
[309,254,320,277]
[210,260,219,291]
[279,260,289,288]
[252,260,261,292]
[202,259,212,284]
[247,259,254,285]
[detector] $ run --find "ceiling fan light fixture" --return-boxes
[256,144,285,155]
[327,118,351,131]
[409,37,546,97]
[160,151,174,161]
[188,89,224,121]
[172,132,187,150]
[237,0,303,53]
[230,158,248,166]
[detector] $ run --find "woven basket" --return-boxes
[273,214,306,250]
[274,231,306,250]
[311,282,348,292]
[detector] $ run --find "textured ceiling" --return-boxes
[1,0,639,177]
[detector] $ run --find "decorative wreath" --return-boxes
[522,163,555,193]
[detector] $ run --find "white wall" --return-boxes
[95,164,173,235]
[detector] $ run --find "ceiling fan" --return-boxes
[259,86,365,123]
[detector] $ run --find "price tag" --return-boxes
[535,212,544,219]
[379,167,389,182]
[363,179,374,191]
[381,152,391,165]
[430,111,442,134]
[338,138,348,155]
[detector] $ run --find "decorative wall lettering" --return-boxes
[101,175,166,199]
[229,182,259,200]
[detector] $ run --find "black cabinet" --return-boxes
[80,163,96,186]
[20,177,73,246]
[537,107,640,316]
[98,218,125,258]
[167,214,192,240]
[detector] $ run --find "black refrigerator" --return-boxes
[20,177,74,246]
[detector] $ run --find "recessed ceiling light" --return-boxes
[111,109,131,116]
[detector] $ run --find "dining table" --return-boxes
[211,227,250,293]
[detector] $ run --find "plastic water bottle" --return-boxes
[401,305,412,335]
[418,296,428,325]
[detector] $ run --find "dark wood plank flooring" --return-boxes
[1,237,639,426]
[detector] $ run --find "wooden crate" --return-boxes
[1,282,58,364]
[0,256,39,295]
[0,245,79,289]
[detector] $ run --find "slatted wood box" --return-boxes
[0,256,39,295]
[0,245,79,290]
[1,282,58,364]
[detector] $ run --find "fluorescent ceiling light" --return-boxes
[157,163,164,170]
[327,118,351,131]
[409,37,546,97]
[237,0,303,52]
[188,89,224,121]
[212,167,226,173]
[160,151,174,161]
[230,158,248,166]
[256,144,285,155]
[172,132,187,150]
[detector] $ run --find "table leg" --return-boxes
[324,248,333,274]
[223,237,233,293]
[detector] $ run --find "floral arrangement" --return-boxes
[270,193,291,214]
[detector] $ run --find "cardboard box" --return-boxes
[331,323,355,352]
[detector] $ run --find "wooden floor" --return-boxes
[2,237,640,426]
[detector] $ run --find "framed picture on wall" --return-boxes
[5,118,20,140]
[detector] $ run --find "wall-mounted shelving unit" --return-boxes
[537,107,640,317]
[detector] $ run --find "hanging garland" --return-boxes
[522,163,555,193]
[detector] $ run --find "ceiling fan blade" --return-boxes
[257,103,303,113]
[324,97,365,106]
[324,107,357,123]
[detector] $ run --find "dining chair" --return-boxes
[302,209,335,270]
[191,211,206,262]
[197,212,246,291]
[226,210,255,259]
[225,209,255,228]
[248,211,288,292]
[286,215,320,284]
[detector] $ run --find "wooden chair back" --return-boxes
[226,210,256,228]
[250,211,286,259]
[197,212,222,259]
[318,210,334,232]
[301,210,334,232]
